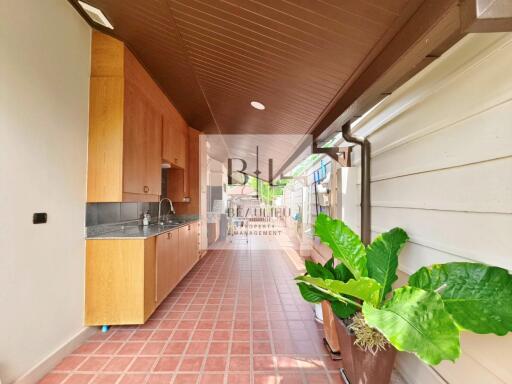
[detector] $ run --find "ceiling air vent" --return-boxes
[78,1,114,29]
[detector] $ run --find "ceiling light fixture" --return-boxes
[250,101,265,110]
[78,1,114,29]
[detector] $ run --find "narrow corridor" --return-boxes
[41,249,343,384]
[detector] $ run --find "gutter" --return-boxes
[341,122,371,245]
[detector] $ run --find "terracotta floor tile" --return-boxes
[117,342,144,355]
[163,342,187,355]
[190,330,210,341]
[153,357,180,372]
[173,374,198,384]
[102,357,133,372]
[63,374,94,384]
[203,356,227,372]
[253,356,275,371]
[79,357,110,372]
[110,331,134,341]
[177,320,197,329]
[146,373,173,384]
[231,342,250,355]
[199,373,224,383]
[232,331,250,341]
[178,356,203,372]
[185,342,208,355]
[39,373,69,384]
[304,373,330,384]
[212,330,231,341]
[253,373,278,384]
[150,331,172,342]
[140,342,166,355]
[73,343,101,355]
[118,374,147,384]
[91,374,121,384]
[54,356,87,371]
[95,343,123,355]
[253,342,272,355]
[128,357,157,372]
[129,331,152,341]
[226,373,251,384]
[208,342,230,355]
[228,356,250,372]
[159,320,178,329]
[278,373,303,384]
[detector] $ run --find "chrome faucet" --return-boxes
[158,197,175,225]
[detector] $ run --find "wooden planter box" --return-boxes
[334,316,397,384]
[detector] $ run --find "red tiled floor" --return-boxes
[42,249,342,383]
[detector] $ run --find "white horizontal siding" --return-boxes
[342,33,512,383]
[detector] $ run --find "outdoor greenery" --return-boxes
[296,213,512,365]
[247,175,290,205]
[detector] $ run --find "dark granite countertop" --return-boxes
[86,217,199,240]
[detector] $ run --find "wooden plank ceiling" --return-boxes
[71,0,424,177]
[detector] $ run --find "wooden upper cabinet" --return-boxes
[163,114,188,169]
[87,31,187,202]
[123,81,162,197]
[172,128,201,214]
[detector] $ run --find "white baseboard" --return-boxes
[14,327,95,384]
[396,353,447,384]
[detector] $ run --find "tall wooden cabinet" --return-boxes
[87,31,189,202]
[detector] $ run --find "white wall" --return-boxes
[344,33,512,383]
[0,1,91,383]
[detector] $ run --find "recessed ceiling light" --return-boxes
[78,1,114,29]
[250,101,265,110]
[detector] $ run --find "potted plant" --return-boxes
[296,213,512,384]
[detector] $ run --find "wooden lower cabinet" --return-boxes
[85,222,200,326]
[85,238,156,326]
[178,223,198,279]
[156,230,179,305]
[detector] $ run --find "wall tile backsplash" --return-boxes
[86,202,160,226]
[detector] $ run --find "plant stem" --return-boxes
[435,283,448,294]
[301,281,363,309]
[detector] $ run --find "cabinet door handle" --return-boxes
[188,225,191,231]
[167,232,171,239]
[143,185,149,193]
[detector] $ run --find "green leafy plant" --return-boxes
[296,213,512,365]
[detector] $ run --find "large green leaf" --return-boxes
[331,300,357,318]
[334,263,353,282]
[363,286,460,365]
[409,262,512,335]
[296,275,381,306]
[305,259,334,279]
[366,227,409,305]
[297,282,332,303]
[314,213,367,279]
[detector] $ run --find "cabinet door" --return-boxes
[124,81,162,197]
[123,81,146,195]
[177,124,188,169]
[163,114,178,166]
[168,230,180,291]
[155,233,171,304]
[163,117,187,169]
[191,223,199,265]
[178,226,189,279]
[156,230,180,304]
[144,108,162,196]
